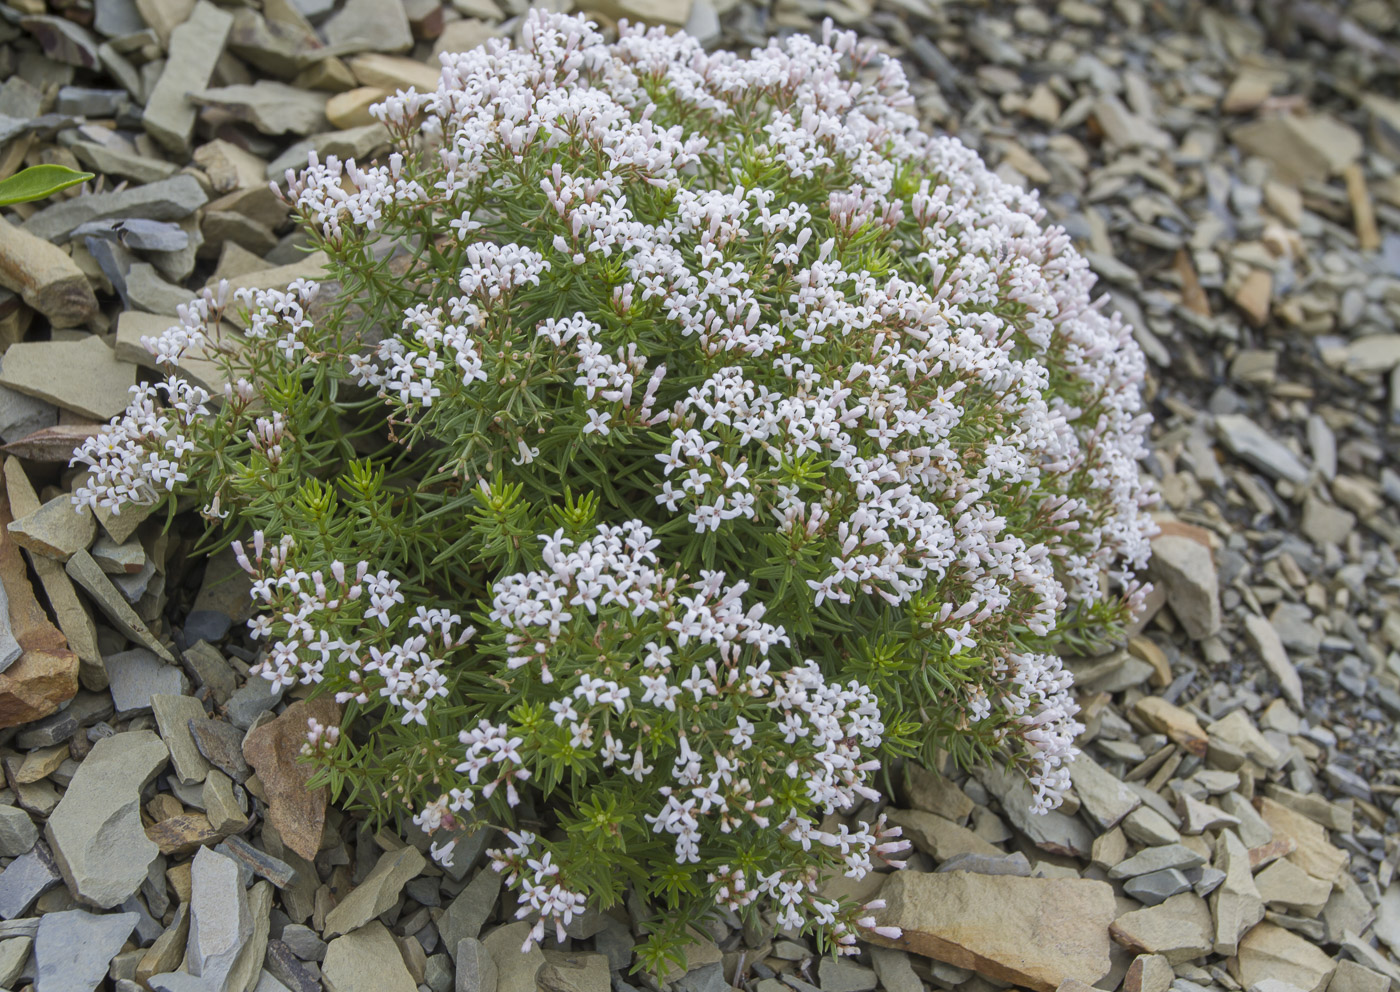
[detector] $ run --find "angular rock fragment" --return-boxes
[0,217,99,328]
[870,870,1115,992]
[106,648,188,716]
[242,697,339,860]
[152,693,212,784]
[0,842,61,920]
[34,908,139,992]
[0,493,78,727]
[323,0,414,54]
[1068,754,1140,830]
[66,549,175,662]
[0,338,135,422]
[1212,830,1264,955]
[323,845,426,937]
[190,82,329,136]
[1110,892,1214,964]
[1242,614,1306,711]
[23,174,208,242]
[1147,533,1221,640]
[45,730,168,908]
[1232,922,1335,991]
[1214,414,1310,484]
[142,1,235,153]
[323,921,417,992]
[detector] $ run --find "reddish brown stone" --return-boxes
[242,696,340,861]
[0,489,77,728]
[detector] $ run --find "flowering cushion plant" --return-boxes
[72,11,1155,971]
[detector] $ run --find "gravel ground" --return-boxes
[0,0,1398,991]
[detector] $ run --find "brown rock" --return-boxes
[1231,921,1336,992]
[0,490,78,728]
[1133,697,1208,756]
[1248,837,1297,870]
[1123,953,1174,992]
[888,809,1002,861]
[137,903,189,986]
[346,52,436,90]
[901,761,975,822]
[146,812,223,856]
[871,869,1115,992]
[0,217,99,328]
[1255,797,1347,884]
[6,494,96,562]
[1344,163,1381,252]
[1231,114,1362,184]
[242,696,340,861]
[325,86,390,128]
[1212,830,1264,955]
[1233,268,1273,328]
[1110,892,1214,964]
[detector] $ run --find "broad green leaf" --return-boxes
[0,165,94,207]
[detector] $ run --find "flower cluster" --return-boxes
[298,9,1153,810]
[237,523,908,957]
[72,8,1156,971]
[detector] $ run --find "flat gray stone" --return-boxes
[323,845,425,938]
[225,678,285,730]
[1214,413,1310,484]
[1148,535,1221,640]
[0,933,30,987]
[151,693,212,784]
[126,261,196,316]
[1068,754,1140,830]
[976,762,1095,859]
[22,174,208,242]
[34,908,139,992]
[265,939,321,992]
[1109,844,1209,880]
[0,842,61,919]
[189,82,328,136]
[324,921,417,992]
[1123,868,1192,907]
[817,958,878,992]
[56,86,126,115]
[266,124,393,182]
[0,377,59,447]
[142,1,234,154]
[0,338,135,421]
[66,550,175,662]
[441,867,502,961]
[20,15,101,68]
[93,0,144,36]
[0,806,37,858]
[15,691,114,750]
[152,847,251,991]
[44,730,169,908]
[867,947,920,992]
[217,835,296,889]
[280,924,326,961]
[322,0,413,53]
[189,717,251,782]
[1243,614,1305,711]
[456,936,498,992]
[106,649,189,716]
[935,851,1032,877]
